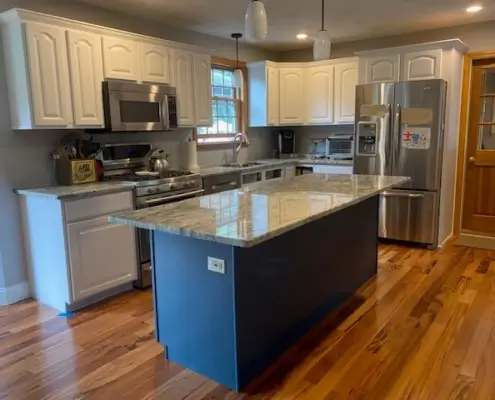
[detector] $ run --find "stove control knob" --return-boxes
[147,188,153,194]
[169,184,176,190]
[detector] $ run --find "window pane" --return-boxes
[213,69,223,86]
[217,100,227,117]
[227,101,236,117]
[211,117,220,134]
[224,71,233,87]
[227,117,237,133]
[218,118,228,133]
[478,125,495,150]
[223,88,234,98]
[212,100,217,118]
[482,69,495,94]
[480,96,495,124]
[197,127,207,135]
[213,86,223,97]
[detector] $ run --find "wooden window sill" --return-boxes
[197,142,248,151]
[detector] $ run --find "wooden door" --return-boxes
[359,55,400,84]
[170,49,195,126]
[66,29,104,127]
[140,42,170,84]
[266,66,279,125]
[194,54,212,126]
[306,65,334,124]
[334,62,358,123]
[24,22,73,127]
[102,35,139,81]
[67,216,138,301]
[279,68,305,125]
[402,49,442,81]
[462,58,495,233]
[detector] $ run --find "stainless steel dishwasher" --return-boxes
[202,172,242,194]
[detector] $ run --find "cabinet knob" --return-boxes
[468,156,476,164]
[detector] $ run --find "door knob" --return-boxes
[468,156,476,164]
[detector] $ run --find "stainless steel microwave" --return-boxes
[102,81,178,132]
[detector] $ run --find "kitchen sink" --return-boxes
[221,162,264,168]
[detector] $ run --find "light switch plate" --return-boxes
[208,257,225,274]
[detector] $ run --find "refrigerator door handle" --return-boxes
[385,104,392,169]
[382,191,425,199]
[394,104,402,170]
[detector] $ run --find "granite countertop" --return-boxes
[15,182,135,200]
[110,174,409,248]
[199,157,353,178]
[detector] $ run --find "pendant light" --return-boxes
[245,0,267,41]
[232,33,243,88]
[313,0,331,61]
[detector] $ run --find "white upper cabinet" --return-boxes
[24,22,73,127]
[307,65,334,124]
[402,49,442,81]
[267,66,280,125]
[334,61,358,124]
[102,35,139,81]
[66,30,104,127]
[170,49,195,126]
[359,55,400,84]
[193,54,212,127]
[279,68,305,125]
[139,42,170,84]
[67,216,137,302]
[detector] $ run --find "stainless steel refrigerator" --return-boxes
[353,79,447,248]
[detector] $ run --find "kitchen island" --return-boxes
[110,173,409,391]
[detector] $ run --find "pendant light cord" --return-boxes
[321,0,325,31]
[236,37,239,69]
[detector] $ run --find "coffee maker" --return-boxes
[277,130,295,157]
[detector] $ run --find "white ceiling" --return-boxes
[76,0,495,50]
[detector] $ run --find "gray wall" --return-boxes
[0,0,279,293]
[280,20,495,62]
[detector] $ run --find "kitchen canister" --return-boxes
[184,140,200,172]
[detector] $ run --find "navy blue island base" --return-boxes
[150,195,379,391]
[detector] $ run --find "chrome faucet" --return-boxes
[232,132,249,165]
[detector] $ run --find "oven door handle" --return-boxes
[144,189,204,205]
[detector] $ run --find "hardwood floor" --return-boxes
[1,243,495,399]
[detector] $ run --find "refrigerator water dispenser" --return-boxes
[357,122,377,156]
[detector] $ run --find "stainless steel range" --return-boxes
[102,143,203,288]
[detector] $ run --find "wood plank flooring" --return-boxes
[1,243,495,399]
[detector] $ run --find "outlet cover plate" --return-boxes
[208,257,225,274]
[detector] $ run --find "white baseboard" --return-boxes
[455,233,495,250]
[0,282,31,306]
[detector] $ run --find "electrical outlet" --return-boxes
[208,257,225,274]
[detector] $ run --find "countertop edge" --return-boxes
[15,184,135,200]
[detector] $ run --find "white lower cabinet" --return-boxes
[313,165,353,174]
[20,191,138,312]
[285,165,296,178]
[67,216,137,302]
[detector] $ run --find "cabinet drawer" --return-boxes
[65,191,134,223]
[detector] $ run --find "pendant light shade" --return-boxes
[313,30,331,61]
[245,0,267,41]
[313,0,331,61]
[231,33,243,88]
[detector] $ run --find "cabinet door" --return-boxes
[140,42,170,84]
[102,35,139,81]
[66,30,104,127]
[194,54,212,127]
[284,165,296,178]
[307,65,334,124]
[279,68,305,125]
[360,55,400,84]
[402,49,442,81]
[24,22,73,127]
[170,49,195,126]
[334,62,358,124]
[67,216,138,301]
[267,66,280,125]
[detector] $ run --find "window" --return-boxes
[196,59,246,145]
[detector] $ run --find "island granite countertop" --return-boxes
[110,174,409,248]
[15,182,135,200]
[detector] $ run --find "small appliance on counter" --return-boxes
[277,130,296,157]
[325,134,354,160]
